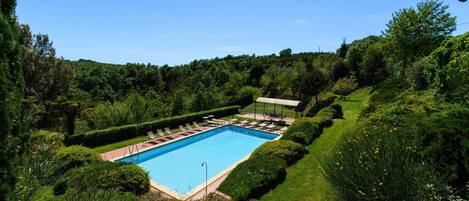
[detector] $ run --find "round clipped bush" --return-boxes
[218,156,286,201]
[251,140,305,165]
[281,132,310,145]
[106,164,150,195]
[54,145,102,175]
[284,119,321,139]
[54,161,150,196]
[330,104,343,119]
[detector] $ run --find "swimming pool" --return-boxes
[117,125,278,198]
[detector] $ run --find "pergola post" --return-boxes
[254,101,257,120]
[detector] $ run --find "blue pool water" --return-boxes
[118,125,277,195]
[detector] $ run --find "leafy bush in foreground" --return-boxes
[54,161,150,196]
[54,145,102,176]
[218,156,286,201]
[251,140,305,165]
[321,115,442,201]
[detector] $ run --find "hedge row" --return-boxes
[282,104,342,145]
[65,106,240,147]
[251,140,305,165]
[307,94,337,116]
[310,104,343,128]
[281,119,321,145]
[218,156,286,201]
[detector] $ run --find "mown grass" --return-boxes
[259,87,371,201]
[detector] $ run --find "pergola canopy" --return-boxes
[256,97,300,107]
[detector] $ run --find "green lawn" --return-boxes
[259,87,371,201]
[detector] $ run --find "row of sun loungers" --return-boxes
[145,122,206,144]
[229,118,287,133]
[146,118,289,145]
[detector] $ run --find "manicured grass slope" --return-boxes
[260,88,371,201]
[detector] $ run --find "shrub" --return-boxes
[332,77,358,98]
[55,188,138,201]
[251,140,305,165]
[218,156,286,201]
[66,106,240,147]
[321,114,443,201]
[54,161,150,196]
[308,94,337,116]
[54,145,102,176]
[329,104,343,118]
[423,32,469,104]
[281,132,310,145]
[284,119,321,137]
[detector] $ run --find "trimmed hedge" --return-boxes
[66,106,240,147]
[329,104,343,119]
[251,140,305,165]
[307,94,337,116]
[54,161,150,196]
[54,145,102,176]
[218,156,286,201]
[282,132,310,145]
[282,119,321,145]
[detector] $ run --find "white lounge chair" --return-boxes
[179,125,195,135]
[266,123,276,130]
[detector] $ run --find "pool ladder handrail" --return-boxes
[124,144,140,161]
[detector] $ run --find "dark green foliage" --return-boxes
[423,32,469,104]
[54,145,102,175]
[281,132,310,145]
[417,105,469,193]
[282,119,321,144]
[54,161,149,196]
[66,106,240,147]
[344,35,381,83]
[218,156,286,201]
[330,59,349,81]
[360,43,388,85]
[55,188,138,201]
[307,94,337,116]
[0,0,25,199]
[251,140,305,165]
[298,66,327,103]
[329,104,343,119]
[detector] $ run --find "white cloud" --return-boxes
[216,46,243,52]
[292,19,310,24]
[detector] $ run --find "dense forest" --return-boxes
[1,0,468,201]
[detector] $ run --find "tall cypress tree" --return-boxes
[0,0,25,199]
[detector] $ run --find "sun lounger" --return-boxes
[240,120,249,125]
[249,121,259,127]
[179,125,195,135]
[187,123,203,131]
[164,127,172,135]
[258,122,268,127]
[279,127,288,133]
[157,129,175,140]
[193,122,202,128]
[266,123,276,130]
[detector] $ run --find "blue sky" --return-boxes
[17,0,469,66]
